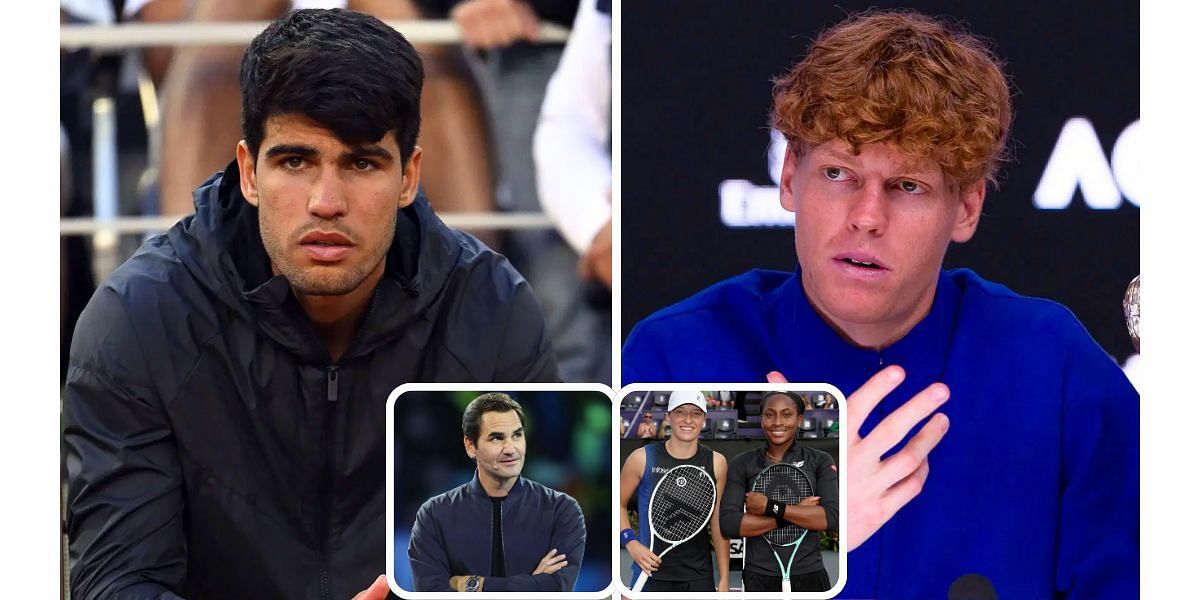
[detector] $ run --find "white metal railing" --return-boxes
[60,20,570,50]
[59,212,554,236]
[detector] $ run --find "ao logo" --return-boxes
[720,121,1139,227]
[1034,118,1140,209]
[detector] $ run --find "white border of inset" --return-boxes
[385,383,616,599]
[613,383,848,600]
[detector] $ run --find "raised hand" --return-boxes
[767,366,949,551]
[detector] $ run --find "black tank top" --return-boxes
[639,442,717,582]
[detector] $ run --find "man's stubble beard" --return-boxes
[260,211,396,297]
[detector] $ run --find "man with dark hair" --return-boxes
[64,9,557,600]
[408,393,587,592]
[623,9,1137,599]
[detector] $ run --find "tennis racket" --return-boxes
[631,464,717,593]
[751,463,814,594]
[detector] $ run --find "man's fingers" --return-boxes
[877,412,949,485]
[766,371,788,384]
[534,550,567,575]
[351,574,389,600]
[846,366,906,432]
[881,456,932,517]
[860,382,949,458]
[543,554,569,574]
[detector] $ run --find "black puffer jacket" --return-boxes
[64,162,558,600]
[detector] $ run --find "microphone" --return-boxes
[947,574,997,600]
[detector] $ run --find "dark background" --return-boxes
[621,1,1139,363]
[391,389,611,592]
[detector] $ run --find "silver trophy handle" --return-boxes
[1123,275,1140,353]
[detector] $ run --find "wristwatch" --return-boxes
[465,575,482,592]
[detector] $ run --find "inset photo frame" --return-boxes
[614,384,847,599]
[387,384,614,599]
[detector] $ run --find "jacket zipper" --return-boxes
[327,366,339,402]
[314,288,374,599]
[318,365,339,600]
[498,501,507,577]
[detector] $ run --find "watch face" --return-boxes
[466,576,480,592]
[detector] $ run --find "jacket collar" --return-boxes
[468,471,527,500]
[771,264,963,436]
[756,438,808,467]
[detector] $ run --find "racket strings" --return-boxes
[649,469,716,543]
[752,465,813,546]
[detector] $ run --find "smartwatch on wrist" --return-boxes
[465,575,481,592]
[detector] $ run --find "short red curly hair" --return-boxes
[772,10,1012,188]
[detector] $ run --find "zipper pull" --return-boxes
[326,366,339,402]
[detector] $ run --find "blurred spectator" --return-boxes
[533,0,611,382]
[60,0,111,380]
[534,0,610,279]
[62,0,114,24]
[719,390,734,409]
[451,0,610,384]
[799,393,816,412]
[636,413,657,439]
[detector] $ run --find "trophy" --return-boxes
[1123,275,1140,353]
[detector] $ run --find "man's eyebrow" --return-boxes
[341,146,394,161]
[263,144,318,159]
[487,427,524,438]
[822,147,860,163]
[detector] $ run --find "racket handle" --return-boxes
[632,570,650,593]
[782,579,792,594]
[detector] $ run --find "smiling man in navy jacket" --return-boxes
[407,393,587,592]
[623,10,1138,600]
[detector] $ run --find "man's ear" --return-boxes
[236,140,259,207]
[463,435,476,460]
[399,146,423,209]
[779,146,799,213]
[950,179,986,243]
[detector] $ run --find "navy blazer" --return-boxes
[408,473,586,592]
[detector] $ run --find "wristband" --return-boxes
[620,528,637,548]
[767,500,784,518]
